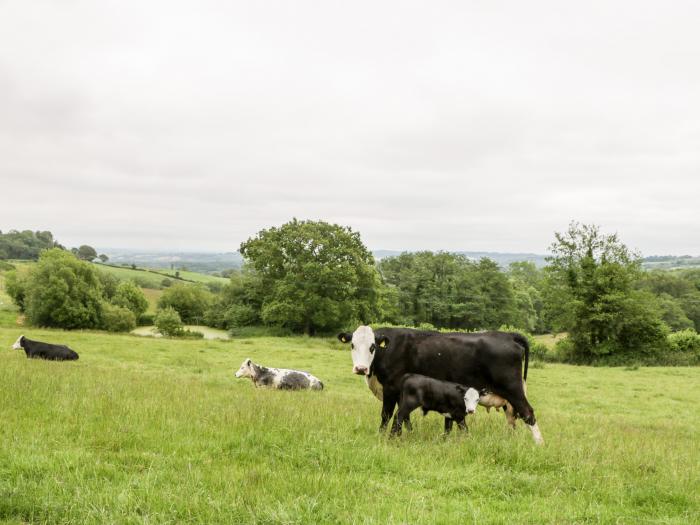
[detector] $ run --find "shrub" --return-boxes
[668,329,700,355]
[24,249,103,329]
[138,313,155,326]
[155,306,184,336]
[157,284,213,324]
[112,281,148,317]
[4,270,28,310]
[161,278,173,288]
[101,302,136,332]
[0,261,15,271]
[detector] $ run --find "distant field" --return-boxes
[140,288,162,314]
[95,263,229,288]
[533,332,567,349]
[0,325,698,523]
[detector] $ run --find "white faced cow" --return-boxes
[338,326,543,445]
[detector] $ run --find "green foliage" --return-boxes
[97,270,120,300]
[100,302,137,332]
[0,260,15,271]
[656,293,694,331]
[546,222,669,363]
[0,229,61,259]
[23,249,103,329]
[4,270,28,311]
[112,281,149,317]
[76,245,98,261]
[239,219,379,334]
[158,283,213,324]
[668,329,700,355]
[155,306,184,336]
[161,278,173,288]
[378,252,517,330]
[498,324,550,361]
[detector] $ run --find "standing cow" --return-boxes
[338,326,543,444]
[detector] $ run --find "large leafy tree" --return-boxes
[112,280,149,318]
[23,248,103,328]
[239,219,379,334]
[545,222,668,360]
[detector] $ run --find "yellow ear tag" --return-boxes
[379,340,387,348]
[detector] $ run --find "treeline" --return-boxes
[3,219,700,365]
[0,230,63,259]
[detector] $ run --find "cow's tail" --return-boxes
[512,333,529,383]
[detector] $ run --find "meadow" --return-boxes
[95,263,229,288]
[1,321,699,524]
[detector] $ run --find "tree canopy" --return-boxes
[239,219,379,334]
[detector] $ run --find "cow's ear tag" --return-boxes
[379,340,387,348]
[341,335,348,343]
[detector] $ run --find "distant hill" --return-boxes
[641,255,700,270]
[100,250,243,274]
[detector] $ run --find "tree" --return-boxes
[239,219,379,334]
[23,249,103,329]
[0,230,60,260]
[155,306,184,336]
[112,281,149,318]
[98,254,109,263]
[77,245,97,261]
[101,302,137,332]
[546,222,668,361]
[157,283,213,324]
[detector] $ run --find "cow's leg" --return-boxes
[444,418,454,434]
[380,393,398,432]
[504,392,544,445]
[392,403,416,436]
[456,417,467,432]
[504,402,516,429]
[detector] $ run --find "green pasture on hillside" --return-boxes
[95,263,229,288]
[1,324,699,524]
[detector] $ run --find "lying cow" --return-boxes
[392,373,480,435]
[12,335,79,361]
[235,358,323,390]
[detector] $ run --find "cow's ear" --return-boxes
[376,335,389,349]
[337,332,352,344]
[456,385,467,394]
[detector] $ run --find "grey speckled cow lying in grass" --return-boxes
[235,358,324,390]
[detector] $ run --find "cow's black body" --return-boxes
[15,336,79,361]
[368,328,534,430]
[394,373,470,435]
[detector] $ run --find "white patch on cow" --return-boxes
[350,325,376,375]
[527,422,544,445]
[463,388,480,414]
[365,375,383,401]
[441,413,453,419]
[12,335,24,350]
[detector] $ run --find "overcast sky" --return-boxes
[1,1,698,255]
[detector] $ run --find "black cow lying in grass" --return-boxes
[235,358,324,390]
[392,373,480,435]
[12,335,79,361]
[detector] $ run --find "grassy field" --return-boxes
[1,321,699,524]
[95,264,229,288]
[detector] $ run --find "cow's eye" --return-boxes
[370,344,375,354]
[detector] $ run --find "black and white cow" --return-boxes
[235,358,324,390]
[393,373,480,435]
[338,326,543,444]
[12,335,79,361]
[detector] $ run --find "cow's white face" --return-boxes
[464,387,480,414]
[12,335,24,350]
[337,326,387,375]
[235,358,255,378]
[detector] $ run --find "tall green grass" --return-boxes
[0,327,698,524]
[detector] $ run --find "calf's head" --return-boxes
[12,335,24,350]
[235,358,258,379]
[337,325,388,375]
[463,387,480,414]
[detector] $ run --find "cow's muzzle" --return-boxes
[353,366,368,375]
